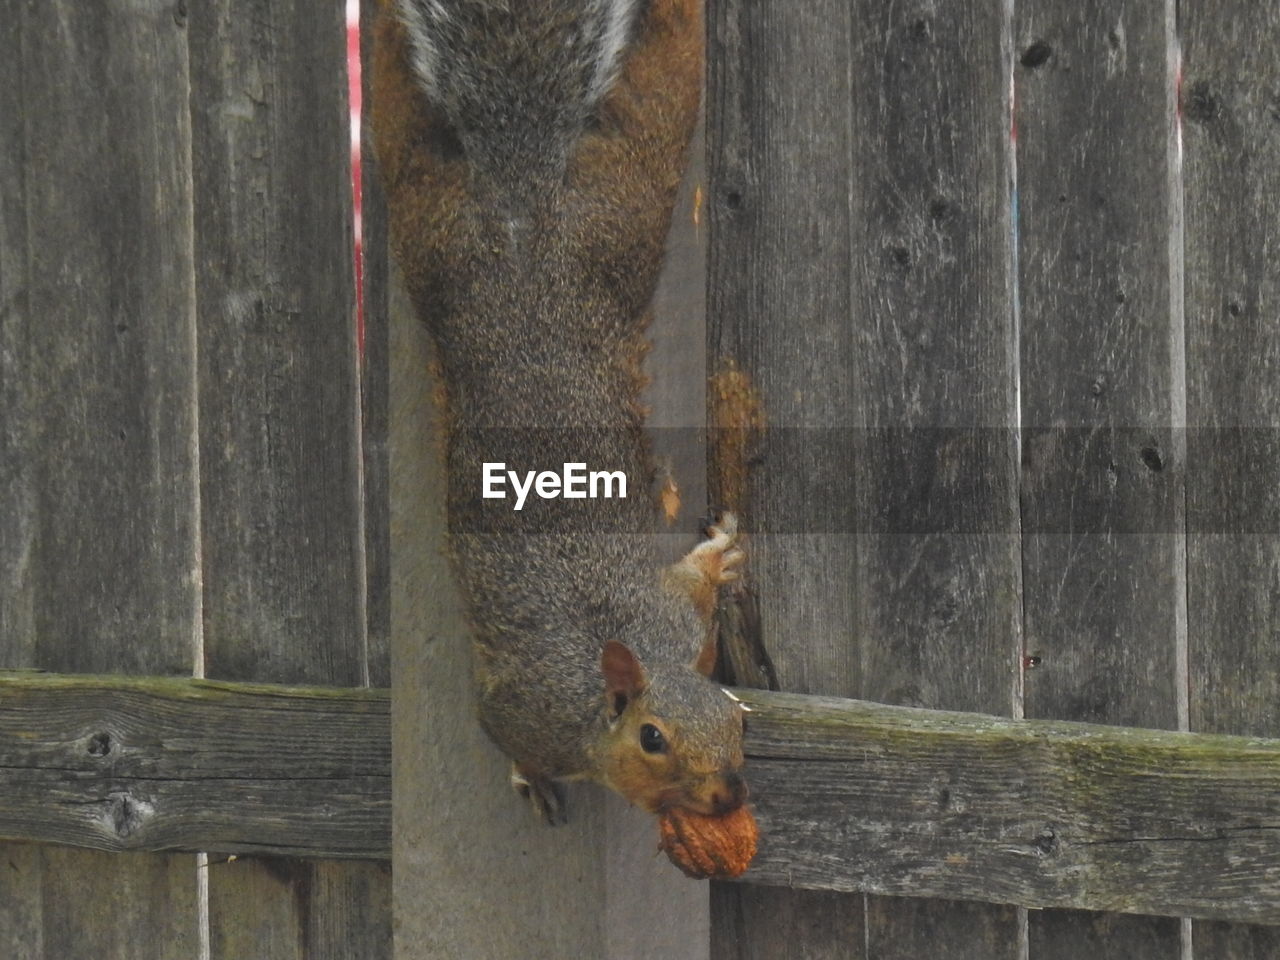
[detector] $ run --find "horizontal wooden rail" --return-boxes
[0,671,390,859]
[3,672,1279,922]
[738,689,1280,924]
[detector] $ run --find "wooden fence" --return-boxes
[1,0,390,956]
[3,0,1280,958]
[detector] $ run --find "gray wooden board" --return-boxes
[6,674,1280,921]
[185,0,391,954]
[707,0,863,952]
[208,858,392,960]
[731,689,1280,924]
[843,2,1020,955]
[189,0,367,687]
[15,848,200,960]
[1182,1,1280,956]
[0,674,390,858]
[361,0,392,688]
[708,1,1021,956]
[865,896,1022,960]
[0,1,200,671]
[711,885,865,960]
[1015,0,1184,954]
[0,1,202,957]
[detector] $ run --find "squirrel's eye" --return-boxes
[639,723,666,754]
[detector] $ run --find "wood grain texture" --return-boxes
[189,0,366,686]
[708,1,1021,956]
[185,1,390,954]
[5,675,1280,923]
[0,0,199,673]
[1182,1,1280,956]
[1015,0,1184,953]
[707,0,863,951]
[866,896,1023,960]
[208,858,392,960]
[711,885,865,960]
[0,1,201,956]
[732,689,1280,924]
[846,3,1021,957]
[0,673,389,858]
[361,0,392,689]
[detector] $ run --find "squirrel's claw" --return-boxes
[511,764,569,827]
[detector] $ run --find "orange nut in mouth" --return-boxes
[657,804,759,879]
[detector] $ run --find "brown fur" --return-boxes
[371,0,747,826]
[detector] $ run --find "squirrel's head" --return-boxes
[597,638,748,817]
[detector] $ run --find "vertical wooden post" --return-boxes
[390,275,615,956]
[387,68,709,960]
[1015,2,1185,957]
[0,1,202,956]
[1183,2,1280,957]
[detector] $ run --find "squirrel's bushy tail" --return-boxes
[396,0,638,183]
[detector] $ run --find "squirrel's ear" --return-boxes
[602,640,647,717]
[692,632,719,678]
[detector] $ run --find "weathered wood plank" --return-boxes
[1182,1,1280,957]
[842,2,1021,956]
[867,897,1024,960]
[734,689,1280,925]
[711,885,864,960]
[1015,0,1184,954]
[707,0,864,952]
[0,673,390,858]
[0,1,201,956]
[5,674,1280,923]
[36,849,200,959]
[189,0,366,687]
[207,858,392,960]
[360,0,392,689]
[708,0,1021,955]
[0,3,200,672]
[186,0,391,954]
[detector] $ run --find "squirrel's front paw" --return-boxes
[668,511,746,620]
[695,512,745,586]
[511,763,568,827]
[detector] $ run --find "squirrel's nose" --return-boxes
[709,771,748,815]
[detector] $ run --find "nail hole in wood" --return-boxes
[1021,41,1052,68]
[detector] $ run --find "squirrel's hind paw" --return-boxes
[511,764,569,827]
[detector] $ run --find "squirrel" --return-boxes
[371,0,750,826]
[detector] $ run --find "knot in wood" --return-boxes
[107,791,154,839]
